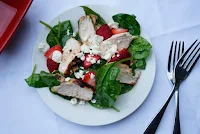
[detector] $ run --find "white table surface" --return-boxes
[0,0,200,134]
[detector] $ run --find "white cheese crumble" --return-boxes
[86,55,97,64]
[76,52,85,61]
[67,29,70,36]
[100,41,118,60]
[65,77,71,82]
[74,70,85,79]
[80,66,84,69]
[79,100,86,105]
[70,98,77,105]
[52,50,62,63]
[88,35,104,45]
[117,54,120,57]
[91,99,97,103]
[38,42,50,53]
[108,22,119,29]
[90,73,95,79]
[81,44,90,53]
[97,60,101,64]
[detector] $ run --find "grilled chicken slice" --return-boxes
[59,38,81,75]
[51,78,93,101]
[116,63,140,85]
[105,32,137,51]
[78,15,96,45]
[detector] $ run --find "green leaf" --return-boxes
[120,84,133,94]
[74,31,81,42]
[40,20,73,47]
[25,65,60,88]
[128,36,152,59]
[112,13,140,35]
[135,59,146,69]
[89,59,107,71]
[25,65,47,88]
[81,6,106,25]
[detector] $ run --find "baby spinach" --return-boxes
[135,59,146,69]
[120,84,133,94]
[40,20,73,48]
[112,13,140,35]
[90,59,107,71]
[81,6,106,25]
[128,36,152,60]
[25,65,60,88]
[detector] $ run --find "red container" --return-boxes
[0,0,33,53]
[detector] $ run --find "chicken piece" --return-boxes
[59,38,81,75]
[104,32,137,51]
[78,15,96,45]
[116,63,140,85]
[51,78,93,101]
[89,14,98,25]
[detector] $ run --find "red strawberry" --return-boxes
[44,45,62,59]
[109,48,131,62]
[82,71,96,89]
[83,54,101,69]
[47,59,59,73]
[96,24,112,40]
[111,28,128,34]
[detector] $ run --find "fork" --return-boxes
[168,41,184,134]
[144,40,200,134]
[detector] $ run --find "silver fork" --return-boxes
[167,41,184,134]
[144,40,200,134]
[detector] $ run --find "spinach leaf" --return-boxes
[120,84,133,94]
[128,36,152,59]
[25,65,60,88]
[95,63,121,108]
[90,59,107,71]
[74,31,81,42]
[112,13,140,35]
[135,59,146,69]
[40,20,73,47]
[81,6,106,25]
[25,65,47,88]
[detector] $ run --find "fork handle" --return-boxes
[143,89,175,134]
[173,90,181,134]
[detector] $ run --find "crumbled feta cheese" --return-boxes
[90,73,95,79]
[76,52,85,61]
[103,53,113,60]
[52,50,62,63]
[81,44,90,53]
[91,99,97,103]
[100,42,118,60]
[117,54,120,57]
[97,60,101,64]
[80,66,84,69]
[38,42,50,53]
[79,100,86,105]
[70,98,77,105]
[108,22,119,29]
[65,77,71,82]
[74,70,85,79]
[67,29,70,36]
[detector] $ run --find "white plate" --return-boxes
[33,5,156,126]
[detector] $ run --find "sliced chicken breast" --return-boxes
[104,32,137,51]
[59,38,81,75]
[78,15,96,45]
[51,78,93,101]
[116,63,140,85]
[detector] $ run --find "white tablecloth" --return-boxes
[0,0,200,134]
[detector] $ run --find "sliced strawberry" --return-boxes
[109,48,131,62]
[96,24,112,40]
[83,54,101,69]
[111,28,128,34]
[82,71,96,89]
[44,45,62,59]
[47,59,59,73]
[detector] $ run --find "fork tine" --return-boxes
[168,41,174,71]
[186,47,200,72]
[182,42,200,67]
[182,42,184,55]
[177,41,181,60]
[178,39,198,65]
[173,41,177,69]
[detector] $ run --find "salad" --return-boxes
[25,6,152,111]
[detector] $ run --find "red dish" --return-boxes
[0,0,33,53]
